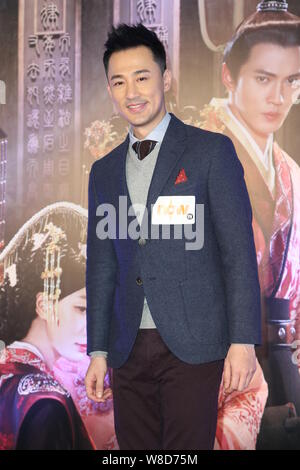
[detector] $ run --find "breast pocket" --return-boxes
[166,182,195,195]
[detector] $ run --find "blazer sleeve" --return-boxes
[207,135,262,346]
[86,163,118,355]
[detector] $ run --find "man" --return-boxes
[84,23,261,450]
[199,0,300,448]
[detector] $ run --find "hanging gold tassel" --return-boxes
[40,222,64,326]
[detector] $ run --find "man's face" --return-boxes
[107,45,171,138]
[224,43,300,138]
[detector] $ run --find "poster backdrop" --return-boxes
[0,0,300,450]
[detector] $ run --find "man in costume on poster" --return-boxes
[199,0,300,449]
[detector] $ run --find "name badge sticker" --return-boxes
[152,196,195,225]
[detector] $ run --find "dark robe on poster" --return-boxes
[0,346,94,450]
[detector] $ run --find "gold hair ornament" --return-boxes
[40,222,65,326]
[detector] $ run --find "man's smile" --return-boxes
[127,102,148,113]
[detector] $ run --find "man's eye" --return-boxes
[113,81,123,87]
[138,76,148,82]
[256,76,268,83]
[288,78,300,88]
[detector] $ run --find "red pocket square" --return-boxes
[175,168,188,185]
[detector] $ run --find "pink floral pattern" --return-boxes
[215,359,268,450]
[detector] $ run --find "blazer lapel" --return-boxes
[118,134,134,208]
[145,113,187,214]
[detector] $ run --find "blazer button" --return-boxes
[136,277,143,286]
[138,238,146,246]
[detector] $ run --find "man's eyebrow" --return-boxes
[254,69,277,77]
[110,74,124,81]
[254,69,300,80]
[288,72,300,79]
[110,69,151,81]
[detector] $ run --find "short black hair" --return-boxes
[103,23,167,77]
[224,25,300,81]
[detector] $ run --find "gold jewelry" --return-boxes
[40,222,65,326]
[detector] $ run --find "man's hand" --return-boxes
[223,344,256,394]
[84,356,113,403]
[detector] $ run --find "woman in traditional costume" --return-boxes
[197,0,300,449]
[0,202,115,449]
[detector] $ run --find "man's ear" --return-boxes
[163,69,172,93]
[222,62,236,93]
[107,83,112,99]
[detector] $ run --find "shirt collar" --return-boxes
[129,112,171,146]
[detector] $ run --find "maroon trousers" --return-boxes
[111,329,224,450]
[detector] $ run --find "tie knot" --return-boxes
[132,140,158,161]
